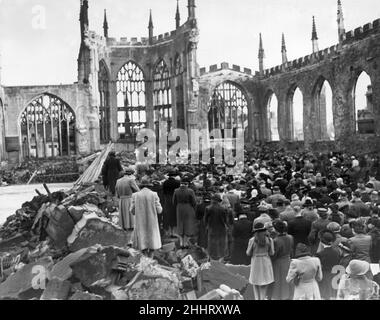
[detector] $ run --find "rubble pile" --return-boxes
[0,158,79,186]
[0,181,245,300]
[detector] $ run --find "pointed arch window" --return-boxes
[153,59,172,134]
[117,61,146,142]
[98,61,110,142]
[20,94,76,158]
[208,82,248,135]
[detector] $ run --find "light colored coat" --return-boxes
[286,256,323,300]
[130,188,163,251]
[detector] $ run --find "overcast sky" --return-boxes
[0,0,379,86]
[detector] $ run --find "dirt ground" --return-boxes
[0,183,73,225]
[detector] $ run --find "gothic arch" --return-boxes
[208,81,249,138]
[153,59,172,133]
[312,76,335,140]
[99,59,111,142]
[286,84,304,141]
[265,90,280,141]
[351,69,374,134]
[116,61,147,142]
[19,93,76,158]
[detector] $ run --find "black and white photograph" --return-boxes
[0,0,380,306]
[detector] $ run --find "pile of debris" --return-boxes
[0,179,248,300]
[0,158,79,186]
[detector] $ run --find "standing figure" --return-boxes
[230,211,253,265]
[315,230,341,300]
[205,194,228,261]
[162,171,180,237]
[130,178,163,257]
[115,167,140,231]
[101,151,122,196]
[247,223,275,300]
[195,195,211,249]
[271,220,294,300]
[173,179,197,248]
[286,243,323,300]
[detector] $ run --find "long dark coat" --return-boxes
[195,201,209,249]
[205,203,227,260]
[102,156,122,195]
[230,218,252,265]
[162,178,180,229]
[316,246,341,300]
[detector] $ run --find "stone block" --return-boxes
[70,247,119,288]
[69,291,103,300]
[68,217,129,253]
[127,277,181,300]
[40,278,71,300]
[45,205,75,249]
[0,257,53,300]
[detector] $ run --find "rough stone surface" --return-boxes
[69,291,103,300]
[40,278,71,300]
[45,205,75,249]
[0,256,53,300]
[68,218,129,253]
[127,276,181,300]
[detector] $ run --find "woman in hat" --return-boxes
[115,167,140,231]
[101,151,122,196]
[195,194,211,249]
[337,260,379,300]
[246,222,275,300]
[315,230,341,300]
[286,243,323,300]
[162,170,181,237]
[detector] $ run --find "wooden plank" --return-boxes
[27,170,38,185]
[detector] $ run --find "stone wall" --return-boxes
[0,85,5,161]
[2,84,95,162]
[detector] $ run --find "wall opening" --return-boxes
[20,94,76,159]
[314,79,334,141]
[267,92,279,141]
[288,86,304,141]
[208,81,248,137]
[153,59,172,136]
[116,61,146,144]
[354,71,374,134]
[98,60,111,142]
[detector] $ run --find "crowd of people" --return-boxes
[101,148,380,300]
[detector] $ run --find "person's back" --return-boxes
[116,176,138,197]
[369,223,380,263]
[349,234,372,263]
[288,215,312,248]
[205,203,227,235]
[174,186,196,207]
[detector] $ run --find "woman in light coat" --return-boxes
[246,222,275,300]
[286,243,323,300]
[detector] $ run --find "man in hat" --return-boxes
[173,178,197,248]
[308,208,331,254]
[130,177,163,257]
[101,151,122,196]
[301,199,319,223]
[195,194,211,249]
[287,206,312,255]
[267,186,286,208]
[162,170,181,237]
[115,167,140,232]
[316,230,341,300]
[205,194,228,261]
[350,191,371,218]
[231,211,253,265]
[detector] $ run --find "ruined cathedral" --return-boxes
[0,0,380,164]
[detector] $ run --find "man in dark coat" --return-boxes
[162,172,180,237]
[308,208,331,254]
[287,207,312,256]
[173,179,197,248]
[101,152,122,196]
[231,212,253,265]
[316,230,341,300]
[195,195,211,249]
[205,194,228,261]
